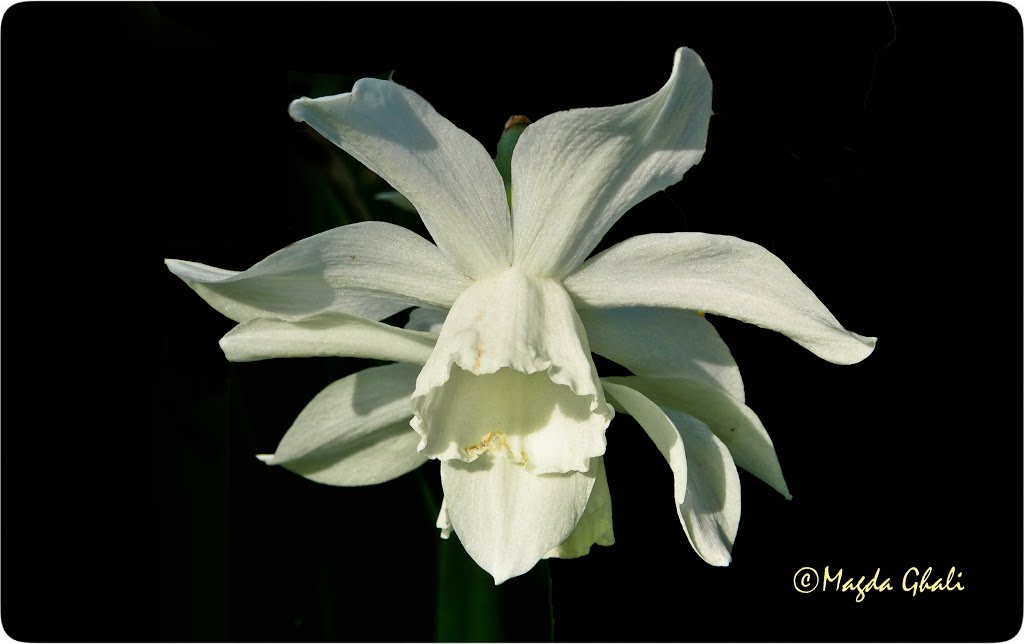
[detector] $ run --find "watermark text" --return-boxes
[793,566,964,602]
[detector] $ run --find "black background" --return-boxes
[3,2,1022,642]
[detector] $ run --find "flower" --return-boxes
[166,48,875,584]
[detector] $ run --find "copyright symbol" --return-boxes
[793,567,819,593]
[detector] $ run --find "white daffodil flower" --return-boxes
[166,48,875,584]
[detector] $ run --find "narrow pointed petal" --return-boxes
[604,375,789,499]
[261,363,427,486]
[441,455,597,584]
[580,307,744,401]
[436,498,452,539]
[277,419,423,487]
[543,456,614,559]
[565,233,876,365]
[166,221,471,323]
[603,382,741,566]
[413,269,613,474]
[290,80,512,278]
[511,47,712,278]
[663,405,742,566]
[601,382,687,518]
[219,313,436,364]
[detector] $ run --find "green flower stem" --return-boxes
[436,538,502,642]
[435,536,556,642]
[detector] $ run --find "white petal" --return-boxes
[441,455,597,584]
[510,47,711,278]
[279,420,424,487]
[261,363,427,486]
[543,456,614,559]
[565,233,876,365]
[436,498,452,540]
[412,269,613,474]
[664,406,742,566]
[166,221,471,324]
[604,375,789,499]
[600,382,686,515]
[602,382,741,566]
[404,307,448,334]
[220,313,436,364]
[437,459,615,559]
[579,307,744,401]
[290,80,512,278]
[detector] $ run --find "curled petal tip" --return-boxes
[164,257,186,274]
[861,335,879,357]
[287,97,309,122]
[672,46,707,70]
[255,453,275,464]
[839,333,877,365]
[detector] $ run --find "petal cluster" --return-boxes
[167,48,874,584]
